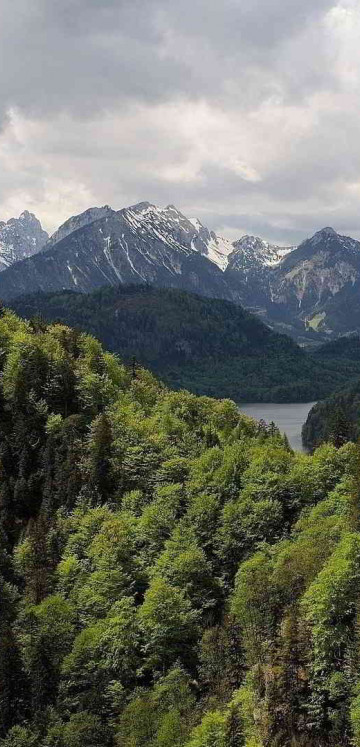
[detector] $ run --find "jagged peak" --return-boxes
[3,210,41,226]
[125,201,153,214]
[298,226,358,251]
[313,226,338,238]
[235,234,270,249]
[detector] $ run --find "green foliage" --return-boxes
[47,711,110,747]
[185,711,227,747]
[0,726,39,747]
[303,376,360,450]
[0,309,360,746]
[138,577,199,671]
[301,533,360,738]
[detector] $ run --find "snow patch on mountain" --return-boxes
[228,236,294,276]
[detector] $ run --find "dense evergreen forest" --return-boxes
[10,285,360,402]
[303,376,360,450]
[313,335,360,362]
[1,308,360,745]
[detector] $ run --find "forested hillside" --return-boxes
[302,339,360,450]
[10,285,360,402]
[303,377,360,451]
[0,309,360,745]
[314,335,360,361]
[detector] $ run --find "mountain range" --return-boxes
[1,201,360,343]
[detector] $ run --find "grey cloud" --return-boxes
[0,0,360,245]
[0,0,337,121]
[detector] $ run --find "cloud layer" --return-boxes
[0,0,359,243]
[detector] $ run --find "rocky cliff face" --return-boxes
[269,228,360,336]
[224,235,294,310]
[45,206,114,249]
[0,211,48,271]
[221,227,360,340]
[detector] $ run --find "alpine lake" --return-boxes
[239,401,317,452]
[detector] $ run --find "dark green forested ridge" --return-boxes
[1,309,360,745]
[313,334,360,361]
[10,285,360,402]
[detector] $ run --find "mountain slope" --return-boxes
[0,203,235,302]
[270,227,360,333]
[303,336,360,449]
[302,279,360,338]
[0,210,48,271]
[313,334,360,361]
[44,205,113,249]
[224,235,294,311]
[302,377,360,450]
[11,284,360,402]
[223,226,360,341]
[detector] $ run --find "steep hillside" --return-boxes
[44,205,114,249]
[224,235,293,311]
[0,309,360,747]
[303,281,360,339]
[10,285,360,402]
[303,377,360,450]
[302,336,360,449]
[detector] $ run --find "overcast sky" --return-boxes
[0,0,359,244]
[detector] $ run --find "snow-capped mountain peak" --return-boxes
[0,200,232,302]
[0,211,48,271]
[229,235,294,271]
[42,200,233,273]
[119,202,234,270]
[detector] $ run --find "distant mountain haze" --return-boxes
[1,201,360,342]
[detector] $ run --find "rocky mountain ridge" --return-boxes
[0,202,234,303]
[0,202,360,342]
[267,227,360,340]
[0,210,48,271]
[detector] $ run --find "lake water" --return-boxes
[239,402,317,452]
